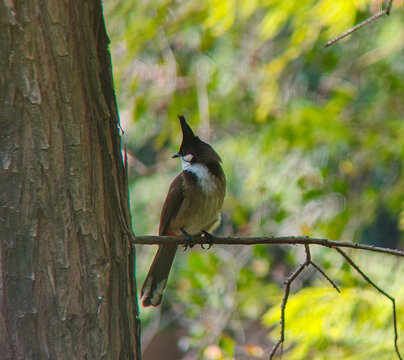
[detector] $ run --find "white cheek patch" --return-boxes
[182,154,193,162]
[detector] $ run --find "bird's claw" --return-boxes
[181,228,194,250]
[201,231,214,250]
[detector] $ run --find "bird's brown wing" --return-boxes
[159,173,184,235]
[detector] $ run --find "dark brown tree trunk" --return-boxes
[0,1,140,359]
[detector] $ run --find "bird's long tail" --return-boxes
[140,244,178,307]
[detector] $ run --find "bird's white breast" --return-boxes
[181,160,217,193]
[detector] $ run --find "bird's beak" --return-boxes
[172,152,181,158]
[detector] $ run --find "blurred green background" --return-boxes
[104,0,404,358]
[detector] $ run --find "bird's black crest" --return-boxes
[178,115,196,144]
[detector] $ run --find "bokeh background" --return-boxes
[104,0,404,358]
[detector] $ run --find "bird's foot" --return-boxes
[181,228,194,250]
[201,230,214,250]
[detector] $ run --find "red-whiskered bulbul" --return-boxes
[140,115,226,307]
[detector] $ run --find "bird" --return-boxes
[140,115,226,307]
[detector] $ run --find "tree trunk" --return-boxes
[0,1,140,359]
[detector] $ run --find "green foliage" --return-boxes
[264,287,403,360]
[104,0,404,358]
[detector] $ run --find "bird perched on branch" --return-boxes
[140,115,226,307]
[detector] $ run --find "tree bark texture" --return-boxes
[0,1,140,359]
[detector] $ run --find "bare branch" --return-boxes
[269,245,312,359]
[310,261,340,293]
[325,0,394,47]
[269,245,342,359]
[135,235,403,358]
[134,235,404,258]
[336,248,402,360]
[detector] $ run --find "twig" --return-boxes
[269,245,342,359]
[134,235,404,258]
[136,235,403,358]
[310,261,340,293]
[336,248,402,360]
[269,245,312,359]
[325,0,394,47]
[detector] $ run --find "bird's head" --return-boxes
[172,115,221,166]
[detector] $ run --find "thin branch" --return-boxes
[269,245,342,359]
[136,235,403,358]
[134,235,404,258]
[336,248,402,360]
[325,0,394,47]
[310,261,340,293]
[269,244,312,359]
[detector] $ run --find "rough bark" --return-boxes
[0,1,140,359]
